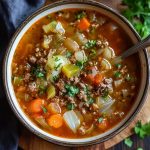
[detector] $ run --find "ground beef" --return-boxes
[24,73,31,82]
[29,56,37,64]
[28,82,37,92]
[77,90,87,101]
[96,78,113,95]
[56,79,66,93]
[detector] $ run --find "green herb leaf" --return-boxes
[53,75,59,82]
[87,97,94,104]
[41,106,47,113]
[66,51,72,58]
[134,121,150,138]
[122,0,150,39]
[98,117,104,123]
[76,61,84,69]
[102,88,109,99]
[125,74,131,81]
[114,71,121,78]
[54,57,60,62]
[31,65,45,78]
[137,148,143,150]
[115,63,122,69]
[67,103,75,110]
[65,84,79,97]
[54,63,62,71]
[124,137,133,148]
[85,40,97,49]
[75,11,86,20]
[90,49,97,57]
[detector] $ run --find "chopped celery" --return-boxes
[43,21,57,33]
[47,85,56,99]
[42,21,65,34]
[62,64,80,78]
[46,55,69,71]
[13,76,23,86]
[64,38,79,51]
[47,70,60,82]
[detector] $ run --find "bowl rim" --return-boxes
[3,0,149,147]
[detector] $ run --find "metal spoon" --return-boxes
[113,34,150,64]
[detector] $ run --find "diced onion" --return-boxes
[74,50,87,62]
[46,55,69,71]
[47,103,61,114]
[122,89,128,98]
[63,110,81,133]
[96,96,115,113]
[103,47,115,59]
[43,21,65,34]
[101,58,112,70]
[64,38,79,51]
[56,22,65,34]
[114,79,123,87]
[74,32,88,45]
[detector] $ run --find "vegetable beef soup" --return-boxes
[12,9,139,138]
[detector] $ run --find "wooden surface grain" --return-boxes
[19,0,150,150]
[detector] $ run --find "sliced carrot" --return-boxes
[47,114,63,128]
[94,74,103,85]
[98,119,108,131]
[28,98,43,114]
[77,18,90,31]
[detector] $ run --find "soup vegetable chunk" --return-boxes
[12,9,139,138]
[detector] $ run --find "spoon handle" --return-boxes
[121,35,150,59]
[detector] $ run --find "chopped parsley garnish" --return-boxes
[53,75,59,82]
[65,84,79,97]
[76,61,84,69]
[31,65,45,78]
[75,11,86,20]
[85,40,97,49]
[102,88,109,99]
[54,63,62,70]
[54,57,60,61]
[115,63,122,69]
[122,0,150,39]
[114,71,121,78]
[67,103,75,110]
[124,137,133,148]
[90,49,97,57]
[83,85,89,95]
[125,74,131,81]
[66,51,72,58]
[41,106,47,113]
[137,148,143,150]
[134,121,150,138]
[98,117,104,123]
[87,97,94,104]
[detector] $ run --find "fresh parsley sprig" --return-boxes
[122,0,150,39]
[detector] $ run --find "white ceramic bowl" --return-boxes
[3,0,149,146]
